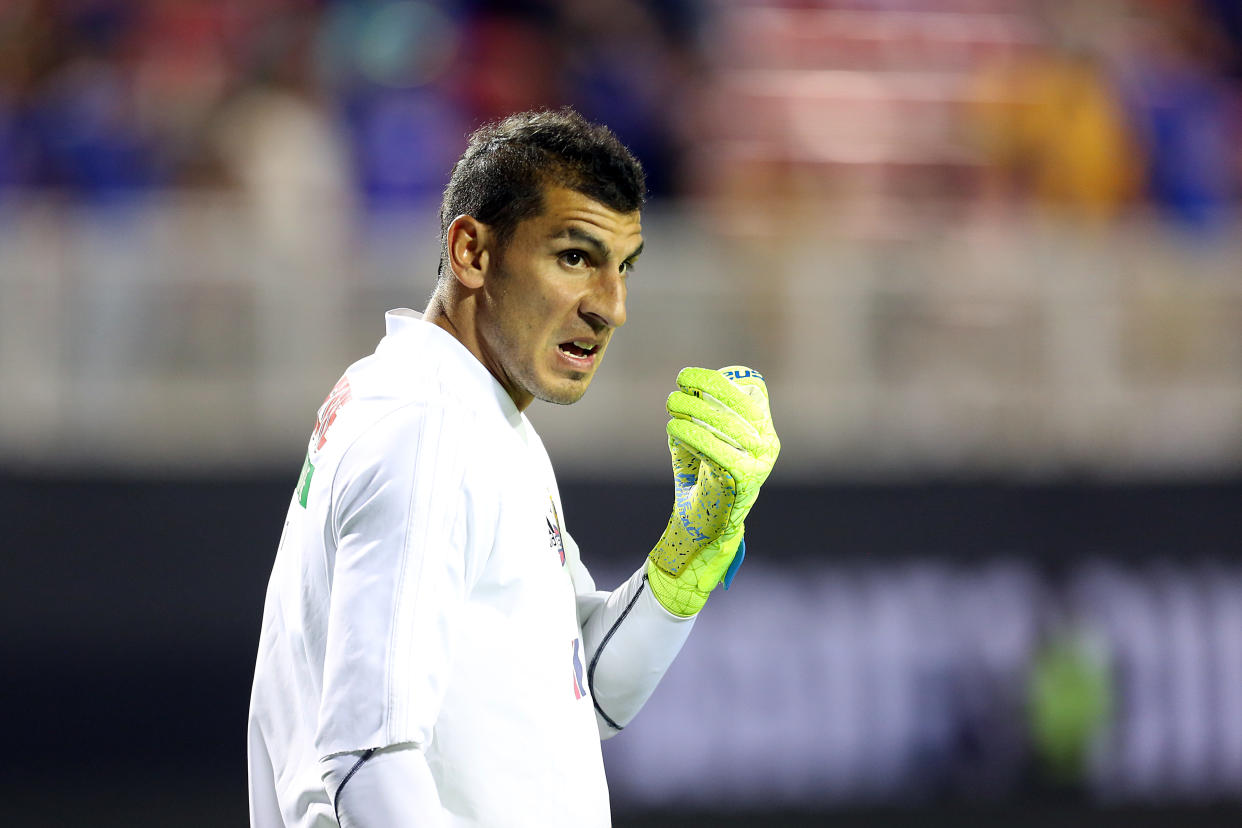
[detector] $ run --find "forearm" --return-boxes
[580,565,696,738]
[321,743,446,827]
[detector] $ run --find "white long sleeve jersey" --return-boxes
[248,310,693,827]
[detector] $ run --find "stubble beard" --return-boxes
[536,374,591,406]
[513,346,592,406]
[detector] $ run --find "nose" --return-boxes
[581,270,627,331]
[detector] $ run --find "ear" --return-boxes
[446,214,490,290]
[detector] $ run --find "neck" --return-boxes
[423,283,463,342]
[423,282,532,412]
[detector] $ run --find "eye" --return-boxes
[619,260,636,275]
[559,250,590,269]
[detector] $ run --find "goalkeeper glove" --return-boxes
[646,366,780,616]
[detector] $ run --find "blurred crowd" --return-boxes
[0,0,1238,226]
[0,0,701,208]
[969,0,1242,231]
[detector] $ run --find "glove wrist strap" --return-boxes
[645,561,708,617]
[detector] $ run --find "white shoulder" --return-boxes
[330,400,492,544]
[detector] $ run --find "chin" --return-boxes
[534,377,592,406]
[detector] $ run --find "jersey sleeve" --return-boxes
[322,744,447,827]
[566,531,698,739]
[315,402,493,758]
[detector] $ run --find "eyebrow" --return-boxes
[556,227,644,264]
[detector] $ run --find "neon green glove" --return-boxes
[646,366,780,616]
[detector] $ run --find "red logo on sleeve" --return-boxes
[311,376,352,451]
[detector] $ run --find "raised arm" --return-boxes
[573,366,780,738]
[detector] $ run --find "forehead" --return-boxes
[525,186,642,244]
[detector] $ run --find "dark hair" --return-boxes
[438,108,646,276]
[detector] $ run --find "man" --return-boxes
[247,108,780,827]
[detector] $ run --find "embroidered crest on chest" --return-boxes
[546,496,566,567]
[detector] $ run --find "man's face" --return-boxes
[475,185,643,409]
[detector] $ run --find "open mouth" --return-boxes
[558,340,598,359]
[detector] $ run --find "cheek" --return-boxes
[505,295,552,352]
[500,267,578,346]
[529,285,574,327]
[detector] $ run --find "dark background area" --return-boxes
[6,470,1241,825]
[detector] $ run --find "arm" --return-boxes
[314,404,488,815]
[573,553,696,738]
[572,366,779,738]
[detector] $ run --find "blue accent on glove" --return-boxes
[722,537,745,590]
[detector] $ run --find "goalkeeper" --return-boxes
[247,109,779,828]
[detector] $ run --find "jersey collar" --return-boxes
[381,308,522,424]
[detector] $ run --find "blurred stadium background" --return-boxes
[3,0,1241,824]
